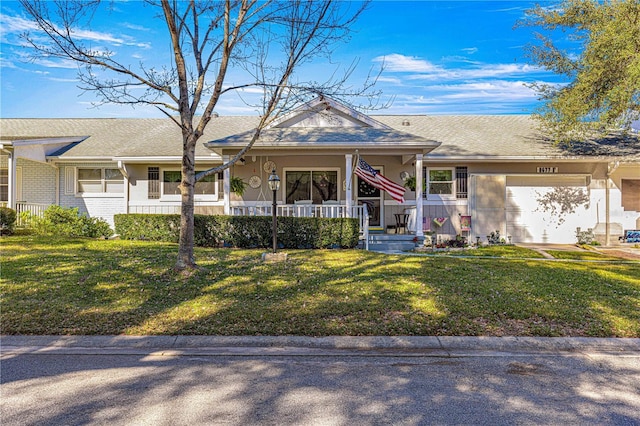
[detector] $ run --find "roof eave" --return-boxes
[425,155,637,162]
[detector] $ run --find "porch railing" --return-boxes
[231,204,369,249]
[129,205,181,214]
[15,202,51,226]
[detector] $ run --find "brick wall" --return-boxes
[17,158,57,204]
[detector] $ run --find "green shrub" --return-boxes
[114,214,360,249]
[32,205,113,238]
[0,207,17,235]
[114,214,182,242]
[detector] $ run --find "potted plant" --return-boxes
[403,175,426,192]
[230,176,247,196]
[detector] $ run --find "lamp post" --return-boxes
[268,168,280,254]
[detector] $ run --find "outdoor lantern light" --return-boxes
[268,169,280,254]
[268,168,281,192]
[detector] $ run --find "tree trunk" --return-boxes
[176,134,197,270]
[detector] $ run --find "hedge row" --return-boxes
[114,214,360,249]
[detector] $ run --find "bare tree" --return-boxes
[19,0,378,270]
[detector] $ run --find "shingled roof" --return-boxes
[2,115,638,160]
[0,117,255,159]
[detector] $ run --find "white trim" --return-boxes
[266,96,392,130]
[11,137,86,147]
[425,156,617,162]
[345,154,353,217]
[223,155,230,215]
[415,154,424,237]
[65,167,76,195]
[426,167,456,201]
[111,156,222,163]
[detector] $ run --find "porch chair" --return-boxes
[321,200,341,218]
[294,199,313,217]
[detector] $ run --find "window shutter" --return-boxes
[64,167,75,195]
[148,167,160,199]
[456,167,468,199]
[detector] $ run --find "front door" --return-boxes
[357,169,384,228]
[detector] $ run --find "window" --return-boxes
[161,170,217,198]
[77,168,124,194]
[422,166,468,200]
[427,168,454,199]
[285,170,338,204]
[163,171,181,195]
[0,155,8,202]
[0,168,7,202]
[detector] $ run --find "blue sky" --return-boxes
[0,1,566,118]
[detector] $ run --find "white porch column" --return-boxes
[415,153,424,237]
[223,155,231,215]
[7,152,16,209]
[345,154,353,217]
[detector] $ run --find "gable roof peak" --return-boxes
[265,96,391,130]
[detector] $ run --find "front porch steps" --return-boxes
[363,233,422,252]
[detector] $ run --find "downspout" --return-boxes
[606,161,620,247]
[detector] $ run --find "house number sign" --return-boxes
[536,167,558,174]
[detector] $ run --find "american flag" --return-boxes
[355,157,406,203]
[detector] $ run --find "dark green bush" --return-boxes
[114,214,360,249]
[32,205,113,238]
[0,207,17,235]
[113,214,182,242]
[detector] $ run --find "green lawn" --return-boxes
[1,236,639,337]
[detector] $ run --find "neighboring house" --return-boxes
[1,97,639,245]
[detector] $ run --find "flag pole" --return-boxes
[351,150,359,204]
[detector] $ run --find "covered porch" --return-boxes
[205,98,441,241]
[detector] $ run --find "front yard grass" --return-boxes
[1,236,638,337]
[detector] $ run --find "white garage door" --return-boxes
[506,175,594,243]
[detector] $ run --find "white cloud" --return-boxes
[461,47,478,55]
[374,53,546,83]
[121,23,151,32]
[31,57,79,69]
[0,14,39,32]
[48,77,78,83]
[69,28,124,44]
[0,57,17,69]
[434,81,537,101]
[373,53,443,73]
[1,13,150,48]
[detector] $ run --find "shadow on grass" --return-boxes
[1,236,639,337]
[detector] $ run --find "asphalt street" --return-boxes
[1,336,639,426]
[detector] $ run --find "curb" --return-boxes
[2,335,639,357]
